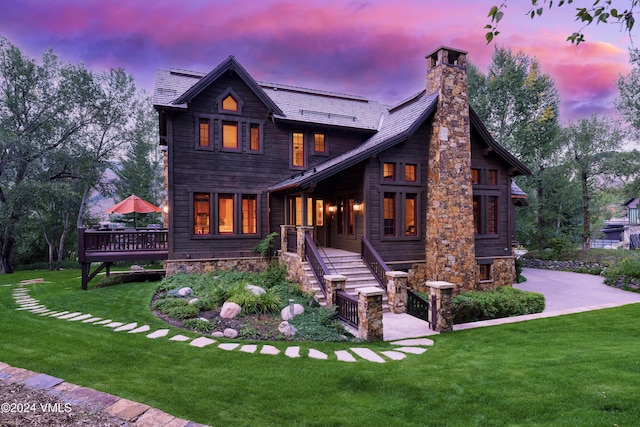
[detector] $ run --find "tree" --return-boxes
[486,1,637,44]
[563,115,624,250]
[468,47,563,247]
[617,48,640,136]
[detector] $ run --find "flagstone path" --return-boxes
[10,280,433,364]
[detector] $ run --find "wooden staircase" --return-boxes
[302,248,390,312]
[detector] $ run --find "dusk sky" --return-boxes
[1,0,635,123]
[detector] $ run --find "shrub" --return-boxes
[604,258,640,286]
[289,307,354,341]
[153,297,199,319]
[453,287,545,324]
[183,318,217,332]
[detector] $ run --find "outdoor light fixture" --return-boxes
[353,202,363,212]
[327,204,336,219]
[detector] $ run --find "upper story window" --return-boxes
[314,133,326,153]
[199,118,210,148]
[222,94,239,112]
[472,168,499,186]
[405,164,417,182]
[383,163,395,181]
[292,132,305,168]
[222,121,239,150]
[250,123,260,151]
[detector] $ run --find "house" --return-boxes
[153,46,531,292]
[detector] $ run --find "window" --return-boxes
[488,169,498,186]
[405,164,417,182]
[471,168,480,185]
[472,168,499,186]
[194,193,210,235]
[315,199,324,226]
[314,133,325,153]
[630,207,639,224]
[218,194,234,234]
[307,197,314,227]
[488,196,498,234]
[249,123,260,151]
[384,193,396,236]
[347,197,355,235]
[479,264,492,281]
[289,196,302,226]
[383,163,395,181]
[198,118,210,147]
[292,132,304,167]
[405,194,417,236]
[242,195,257,234]
[473,195,499,236]
[473,196,481,235]
[222,121,238,149]
[222,94,238,112]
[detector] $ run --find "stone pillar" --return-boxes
[296,226,314,258]
[324,274,346,307]
[426,281,455,332]
[424,46,477,292]
[281,225,294,253]
[357,286,384,341]
[385,271,408,314]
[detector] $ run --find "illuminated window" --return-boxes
[194,193,210,235]
[383,163,395,181]
[315,199,324,226]
[307,197,314,226]
[405,194,416,236]
[289,197,302,226]
[471,169,480,185]
[222,94,238,111]
[250,123,260,151]
[199,118,210,147]
[242,195,257,234]
[218,194,234,234]
[222,122,238,149]
[405,164,417,182]
[384,193,396,236]
[292,132,304,167]
[314,133,325,153]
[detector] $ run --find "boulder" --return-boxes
[281,303,305,320]
[278,321,297,337]
[245,284,266,295]
[220,301,242,319]
[211,331,224,338]
[177,287,192,297]
[223,328,239,339]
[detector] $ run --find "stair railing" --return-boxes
[304,233,329,297]
[361,236,389,293]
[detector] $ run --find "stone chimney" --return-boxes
[424,47,477,291]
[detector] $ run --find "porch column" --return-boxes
[425,281,455,332]
[296,226,314,258]
[357,286,384,341]
[324,274,346,306]
[385,271,408,314]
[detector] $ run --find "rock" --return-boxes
[197,317,209,322]
[212,331,224,338]
[220,301,242,319]
[130,265,144,271]
[224,328,239,339]
[281,303,304,320]
[278,321,297,337]
[245,284,266,295]
[189,298,199,305]
[177,287,192,297]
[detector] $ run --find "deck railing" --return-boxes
[361,236,389,292]
[336,290,358,328]
[79,228,168,255]
[304,233,329,297]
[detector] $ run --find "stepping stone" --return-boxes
[169,334,191,342]
[395,346,428,355]
[58,312,83,319]
[42,311,61,317]
[146,329,169,339]
[285,346,301,358]
[93,319,113,325]
[68,314,94,322]
[49,311,70,318]
[128,325,151,334]
[335,350,357,362]
[82,317,103,323]
[308,349,328,360]
[380,351,407,361]
[239,344,257,353]
[113,323,138,332]
[16,305,45,311]
[37,310,54,316]
[30,308,51,313]
[218,343,240,351]
[189,337,215,348]
[104,322,124,328]
[260,345,280,355]
[350,348,386,363]
[390,338,434,347]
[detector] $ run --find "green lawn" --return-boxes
[1,269,640,426]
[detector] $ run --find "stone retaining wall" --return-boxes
[166,257,269,276]
[520,258,606,273]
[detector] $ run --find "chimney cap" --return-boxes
[425,46,468,59]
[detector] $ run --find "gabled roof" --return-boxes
[267,91,438,192]
[154,56,284,116]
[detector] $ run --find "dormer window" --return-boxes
[222,94,238,112]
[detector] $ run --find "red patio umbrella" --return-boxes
[105,194,161,228]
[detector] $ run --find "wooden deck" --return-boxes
[78,228,168,290]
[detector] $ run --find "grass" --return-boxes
[2,269,640,426]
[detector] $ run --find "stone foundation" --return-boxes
[166,257,269,276]
[279,251,313,294]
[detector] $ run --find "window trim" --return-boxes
[194,116,214,151]
[190,190,261,238]
[291,131,305,169]
[313,132,327,155]
[380,190,421,241]
[248,122,263,153]
[221,120,240,152]
[217,88,244,115]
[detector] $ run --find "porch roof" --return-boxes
[267,91,438,192]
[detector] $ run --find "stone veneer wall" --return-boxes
[424,47,477,292]
[279,251,313,294]
[166,258,268,276]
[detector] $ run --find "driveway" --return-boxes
[515,267,640,312]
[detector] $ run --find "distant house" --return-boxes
[153,46,531,292]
